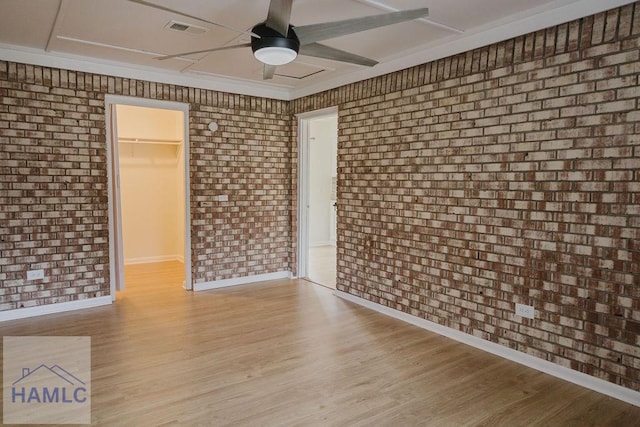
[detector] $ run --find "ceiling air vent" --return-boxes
[165,21,208,35]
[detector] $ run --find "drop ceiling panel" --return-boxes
[186,47,270,82]
[294,0,381,25]
[319,20,452,61]
[148,0,269,30]
[51,36,189,72]
[56,0,239,58]
[275,61,326,80]
[0,0,60,48]
[402,0,558,31]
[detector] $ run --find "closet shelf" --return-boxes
[119,137,183,162]
[119,137,182,146]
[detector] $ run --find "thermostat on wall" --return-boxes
[208,121,218,132]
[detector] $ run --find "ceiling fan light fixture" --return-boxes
[254,46,297,65]
[251,23,300,67]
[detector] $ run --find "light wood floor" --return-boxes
[1,261,638,425]
[308,245,336,289]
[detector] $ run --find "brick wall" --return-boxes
[190,103,292,283]
[0,63,293,309]
[293,3,640,391]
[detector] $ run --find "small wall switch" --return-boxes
[27,269,45,281]
[515,303,535,319]
[218,195,229,202]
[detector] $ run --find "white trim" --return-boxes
[104,95,189,112]
[194,271,291,292]
[106,103,124,298]
[106,103,115,300]
[45,0,67,52]
[105,95,193,294]
[296,107,339,120]
[0,297,112,322]
[297,116,310,278]
[180,103,193,291]
[309,241,332,247]
[354,0,465,34]
[124,255,184,266]
[335,291,640,407]
[55,36,195,63]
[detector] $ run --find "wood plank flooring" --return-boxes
[0,261,638,425]
[308,245,336,289]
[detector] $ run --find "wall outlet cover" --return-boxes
[27,269,45,281]
[515,303,535,319]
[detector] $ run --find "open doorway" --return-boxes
[106,96,191,298]
[298,108,338,289]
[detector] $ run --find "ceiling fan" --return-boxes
[129,0,429,80]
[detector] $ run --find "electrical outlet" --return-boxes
[27,269,44,281]
[515,303,535,319]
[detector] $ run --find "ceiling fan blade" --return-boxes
[266,0,293,36]
[294,8,429,45]
[155,43,251,60]
[299,43,378,67]
[127,0,260,38]
[263,64,277,80]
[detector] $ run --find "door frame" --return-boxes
[105,95,192,297]
[296,106,338,279]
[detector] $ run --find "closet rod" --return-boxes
[119,137,182,145]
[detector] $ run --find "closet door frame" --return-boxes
[105,95,192,296]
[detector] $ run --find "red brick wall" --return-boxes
[190,103,292,283]
[293,4,640,391]
[0,63,293,308]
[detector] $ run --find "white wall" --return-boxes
[116,105,185,264]
[308,115,337,246]
[117,105,182,141]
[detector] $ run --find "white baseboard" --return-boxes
[309,241,332,247]
[194,271,292,292]
[124,255,182,265]
[335,291,640,407]
[0,296,112,322]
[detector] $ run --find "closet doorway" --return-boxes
[298,107,338,289]
[106,96,191,297]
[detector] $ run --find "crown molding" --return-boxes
[0,43,292,100]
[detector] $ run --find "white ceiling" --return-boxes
[0,0,633,100]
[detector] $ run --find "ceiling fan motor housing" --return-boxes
[251,23,300,55]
